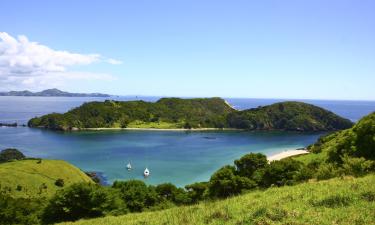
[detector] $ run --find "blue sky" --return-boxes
[0,0,374,100]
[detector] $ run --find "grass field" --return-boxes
[0,159,93,198]
[60,174,375,225]
[127,120,184,129]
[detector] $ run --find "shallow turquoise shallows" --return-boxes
[0,127,321,186]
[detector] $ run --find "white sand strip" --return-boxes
[267,149,309,161]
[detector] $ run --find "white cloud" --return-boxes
[107,58,123,65]
[0,32,121,90]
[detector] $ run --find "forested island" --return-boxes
[28,97,353,131]
[0,88,110,97]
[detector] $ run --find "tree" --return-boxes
[208,165,256,198]
[234,153,268,178]
[155,183,178,201]
[42,183,123,224]
[0,148,25,163]
[185,182,208,203]
[113,180,158,212]
[261,158,302,187]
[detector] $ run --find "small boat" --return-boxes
[126,162,132,171]
[143,168,150,178]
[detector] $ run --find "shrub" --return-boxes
[0,148,25,163]
[55,178,65,187]
[0,193,45,225]
[311,194,353,208]
[208,165,256,198]
[315,163,340,181]
[341,155,374,177]
[361,191,375,202]
[261,158,302,187]
[112,180,158,212]
[185,182,209,203]
[234,153,268,178]
[42,183,124,224]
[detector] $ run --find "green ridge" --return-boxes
[0,159,93,198]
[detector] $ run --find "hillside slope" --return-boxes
[0,159,93,198]
[28,99,352,131]
[306,112,375,163]
[227,101,353,131]
[60,174,375,225]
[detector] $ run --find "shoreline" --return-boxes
[267,149,309,161]
[82,127,242,132]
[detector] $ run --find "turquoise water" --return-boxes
[0,127,321,186]
[1,96,374,186]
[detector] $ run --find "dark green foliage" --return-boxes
[208,165,256,198]
[54,179,64,187]
[0,148,25,163]
[261,158,303,187]
[311,194,353,208]
[42,183,124,224]
[28,98,234,130]
[185,182,209,203]
[308,112,375,163]
[234,153,268,178]
[0,193,45,225]
[341,155,374,177]
[112,180,158,212]
[227,101,353,131]
[252,207,288,222]
[155,183,191,205]
[28,99,352,132]
[361,191,375,202]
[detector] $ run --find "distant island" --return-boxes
[0,88,110,97]
[28,98,353,131]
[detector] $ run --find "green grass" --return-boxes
[127,120,184,129]
[60,174,375,225]
[0,159,93,198]
[292,150,327,164]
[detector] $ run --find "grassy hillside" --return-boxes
[28,98,352,131]
[0,159,93,198]
[60,174,375,225]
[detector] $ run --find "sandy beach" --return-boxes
[267,149,309,161]
[82,127,241,132]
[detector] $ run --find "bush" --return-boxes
[234,153,268,178]
[0,148,25,163]
[42,183,124,224]
[55,178,65,187]
[261,158,302,187]
[208,165,256,198]
[341,155,374,177]
[0,193,45,225]
[311,194,353,208]
[315,163,340,181]
[112,180,158,212]
[185,182,209,203]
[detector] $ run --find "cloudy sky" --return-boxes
[0,0,374,100]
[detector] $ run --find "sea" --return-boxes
[0,96,374,186]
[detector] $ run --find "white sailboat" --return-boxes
[143,168,150,178]
[126,162,132,171]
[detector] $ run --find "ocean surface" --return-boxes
[0,96,374,186]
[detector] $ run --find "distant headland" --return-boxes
[0,88,110,97]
